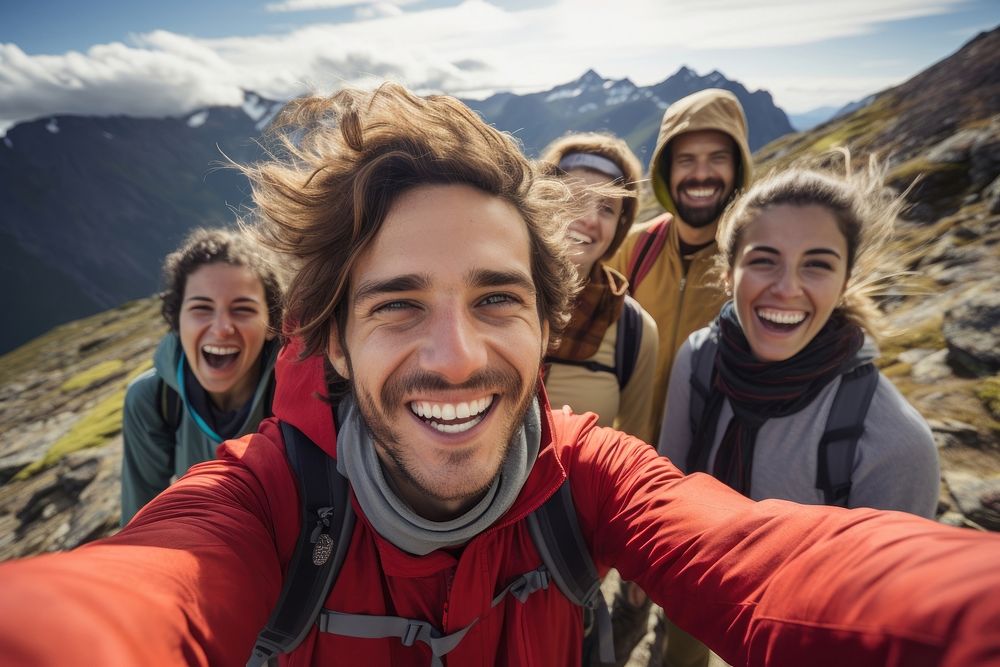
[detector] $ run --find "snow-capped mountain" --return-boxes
[0,69,792,353]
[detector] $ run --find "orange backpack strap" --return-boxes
[626,217,671,292]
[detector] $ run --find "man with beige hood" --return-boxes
[607,88,751,667]
[609,88,752,446]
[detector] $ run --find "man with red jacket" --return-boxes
[0,84,997,667]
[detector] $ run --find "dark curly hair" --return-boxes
[159,227,283,334]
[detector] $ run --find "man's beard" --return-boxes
[673,177,733,229]
[351,361,536,506]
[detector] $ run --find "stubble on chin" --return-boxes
[350,366,537,508]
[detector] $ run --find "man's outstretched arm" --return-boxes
[0,425,298,667]
[565,417,1000,667]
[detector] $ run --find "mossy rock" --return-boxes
[977,375,1000,421]
[881,362,913,378]
[15,362,153,480]
[14,388,126,480]
[60,359,125,392]
[878,316,947,367]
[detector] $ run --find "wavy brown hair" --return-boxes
[242,83,578,367]
[716,152,905,339]
[538,132,643,260]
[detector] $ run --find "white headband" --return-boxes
[557,152,624,180]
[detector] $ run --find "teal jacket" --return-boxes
[120,332,279,524]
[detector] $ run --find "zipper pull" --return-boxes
[679,276,687,292]
[310,506,335,566]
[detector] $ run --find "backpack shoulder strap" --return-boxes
[626,217,670,293]
[158,378,183,432]
[527,480,614,665]
[247,421,355,667]
[815,363,879,507]
[613,296,644,390]
[687,325,719,437]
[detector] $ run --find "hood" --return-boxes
[649,88,754,215]
[152,333,184,392]
[271,337,567,518]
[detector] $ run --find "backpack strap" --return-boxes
[815,363,879,507]
[687,325,719,438]
[250,434,612,665]
[317,566,552,667]
[544,357,617,377]
[626,218,670,293]
[527,481,614,665]
[246,421,355,667]
[157,378,183,432]
[613,296,643,390]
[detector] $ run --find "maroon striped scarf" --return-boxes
[690,301,865,496]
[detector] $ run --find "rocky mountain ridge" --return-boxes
[0,66,792,355]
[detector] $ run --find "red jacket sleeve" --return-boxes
[0,421,299,667]
[563,416,1000,667]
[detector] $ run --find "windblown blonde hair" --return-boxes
[716,150,906,340]
[240,83,578,364]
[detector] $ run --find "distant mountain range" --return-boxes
[0,66,795,354]
[789,95,879,131]
[461,66,793,160]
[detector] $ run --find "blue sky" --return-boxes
[1,0,996,133]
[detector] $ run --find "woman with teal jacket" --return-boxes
[120,228,283,524]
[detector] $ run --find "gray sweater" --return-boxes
[657,327,940,518]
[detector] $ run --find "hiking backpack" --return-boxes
[686,327,880,506]
[246,421,615,667]
[544,294,644,390]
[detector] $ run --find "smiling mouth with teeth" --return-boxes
[682,186,719,200]
[202,344,240,369]
[409,396,495,434]
[567,230,593,245]
[756,308,807,330]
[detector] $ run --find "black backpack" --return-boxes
[687,327,880,506]
[247,421,615,667]
[545,295,644,389]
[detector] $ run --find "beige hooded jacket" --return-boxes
[609,88,753,443]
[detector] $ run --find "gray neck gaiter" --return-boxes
[336,395,541,556]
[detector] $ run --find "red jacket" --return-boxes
[0,342,998,667]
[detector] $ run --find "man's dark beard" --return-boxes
[673,178,732,229]
[350,360,534,505]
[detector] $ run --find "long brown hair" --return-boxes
[716,151,905,339]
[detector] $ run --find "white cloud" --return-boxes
[0,0,977,133]
[265,0,417,12]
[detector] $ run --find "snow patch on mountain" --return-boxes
[187,111,209,128]
[46,119,59,134]
[242,94,269,122]
[254,102,285,132]
[546,86,584,101]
